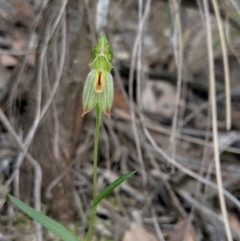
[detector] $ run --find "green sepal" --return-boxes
[90,35,113,72]
[82,70,114,118]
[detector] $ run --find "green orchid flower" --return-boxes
[82,35,114,118]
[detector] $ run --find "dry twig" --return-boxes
[169,0,184,173]
[211,0,231,130]
[203,0,232,240]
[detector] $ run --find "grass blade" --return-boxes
[8,195,79,241]
[92,171,136,209]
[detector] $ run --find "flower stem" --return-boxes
[86,105,102,241]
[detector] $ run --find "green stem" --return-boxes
[86,105,102,241]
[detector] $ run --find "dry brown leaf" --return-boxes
[168,221,196,241]
[7,0,34,25]
[122,223,157,241]
[142,80,177,118]
[114,83,129,114]
[11,31,36,66]
[12,31,26,51]
[229,212,240,231]
[232,110,240,129]
[0,54,18,67]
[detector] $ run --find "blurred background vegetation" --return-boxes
[0,0,240,240]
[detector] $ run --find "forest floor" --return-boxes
[0,0,240,241]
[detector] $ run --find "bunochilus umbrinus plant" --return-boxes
[8,35,136,241]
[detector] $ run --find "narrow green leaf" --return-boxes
[92,171,136,210]
[8,195,79,241]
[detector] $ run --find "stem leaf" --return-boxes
[8,195,79,241]
[91,171,136,210]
